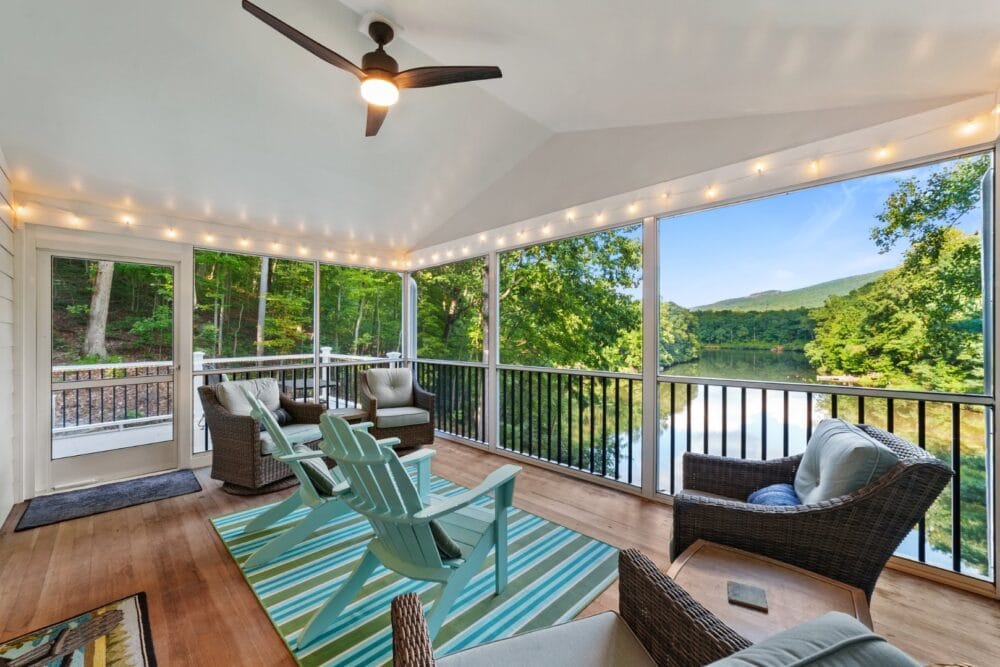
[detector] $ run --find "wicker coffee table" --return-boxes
[667,540,872,642]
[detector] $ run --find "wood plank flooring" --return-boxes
[2,439,998,665]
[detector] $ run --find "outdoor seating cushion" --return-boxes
[216,378,281,416]
[291,444,336,496]
[260,423,321,455]
[375,406,430,429]
[366,368,414,408]
[748,483,800,506]
[709,612,919,666]
[436,611,654,666]
[794,419,899,504]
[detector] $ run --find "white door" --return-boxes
[38,252,179,490]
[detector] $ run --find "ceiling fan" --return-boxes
[242,1,502,136]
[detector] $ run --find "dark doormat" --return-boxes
[15,469,202,531]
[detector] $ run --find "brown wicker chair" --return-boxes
[359,368,435,448]
[391,548,753,667]
[198,383,326,495]
[671,424,953,600]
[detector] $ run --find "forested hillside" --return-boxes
[695,271,885,311]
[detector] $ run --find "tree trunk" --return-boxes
[353,297,365,355]
[255,257,270,357]
[83,261,115,358]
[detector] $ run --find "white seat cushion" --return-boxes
[216,378,281,416]
[260,423,321,455]
[375,406,429,429]
[365,368,414,408]
[437,612,654,667]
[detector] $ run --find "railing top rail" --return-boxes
[198,353,312,364]
[53,360,174,372]
[412,358,487,368]
[498,363,643,381]
[193,363,315,376]
[656,373,995,406]
[319,358,399,368]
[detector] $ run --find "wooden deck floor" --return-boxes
[1,439,998,665]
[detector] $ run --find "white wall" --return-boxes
[0,145,15,521]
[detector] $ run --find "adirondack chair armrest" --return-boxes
[273,449,327,463]
[413,465,521,521]
[351,421,375,431]
[399,448,436,466]
[377,436,403,448]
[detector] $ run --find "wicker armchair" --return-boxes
[671,424,953,600]
[391,548,752,666]
[359,368,435,448]
[198,383,326,495]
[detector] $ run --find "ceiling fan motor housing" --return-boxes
[361,47,398,76]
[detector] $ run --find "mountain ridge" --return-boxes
[693,270,887,312]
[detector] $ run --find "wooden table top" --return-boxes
[667,540,872,643]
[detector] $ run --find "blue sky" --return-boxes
[658,154,989,308]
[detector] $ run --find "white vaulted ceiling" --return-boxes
[1,0,998,255]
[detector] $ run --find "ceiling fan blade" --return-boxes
[366,104,388,137]
[242,0,364,80]
[394,66,502,89]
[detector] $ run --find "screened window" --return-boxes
[413,257,486,362]
[318,264,402,359]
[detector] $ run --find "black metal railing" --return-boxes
[414,360,487,443]
[657,375,993,579]
[498,366,642,486]
[51,362,174,430]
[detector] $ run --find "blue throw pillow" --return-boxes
[747,483,800,506]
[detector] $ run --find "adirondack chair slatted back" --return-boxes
[321,414,446,569]
[244,390,324,507]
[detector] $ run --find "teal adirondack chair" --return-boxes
[296,413,521,649]
[239,390,435,569]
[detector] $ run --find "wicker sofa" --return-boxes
[671,423,953,599]
[392,548,920,666]
[359,368,435,448]
[198,379,327,495]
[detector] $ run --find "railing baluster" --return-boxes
[589,376,595,473]
[806,392,813,440]
[703,384,709,454]
[557,373,563,465]
[952,402,962,573]
[578,374,584,470]
[832,393,839,418]
[761,389,767,460]
[547,372,553,463]
[627,378,634,485]
[740,387,747,459]
[918,400,927,563]
[783,390,789,457]
[686,383,692,453]
[601,375,608,478]
[669,382,676,494]
[721,385,727,457]
[858,395,865,424]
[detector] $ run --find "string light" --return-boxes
[204,234,215,243]
[754,162,766,175]
[325,250,335,259]
[874,145,891,161]
[704,185,719,199]
[627,202,639,214]
[121,214,133,225]
[809,160,821,175]
[960,119,981,136]
[595,212,606,224]
[165,227,177,238]
[461,246,470,255]
[446,250,454,258]
[565,211,576,221]
[239,237,250,247]
[68,214,81,225]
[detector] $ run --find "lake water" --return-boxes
[664,348,816,383]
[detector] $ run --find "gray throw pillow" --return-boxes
[430,520,462,560]
[794,419,898,504]
[291,444,335,496]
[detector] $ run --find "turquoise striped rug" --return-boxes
[212,475,619,666]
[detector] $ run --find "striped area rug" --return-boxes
[212,475,618,666]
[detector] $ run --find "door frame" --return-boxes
[17,225,200,498]
[38,250,179,490]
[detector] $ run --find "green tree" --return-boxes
[499,226,642,372]
[414,257,486,362]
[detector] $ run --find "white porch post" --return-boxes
[641,216,659,498]
[487,250,500,452]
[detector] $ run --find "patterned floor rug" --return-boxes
[212,475,618,666]
[0,592,156,666]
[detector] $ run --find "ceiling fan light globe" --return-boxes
[360,77,399,106]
